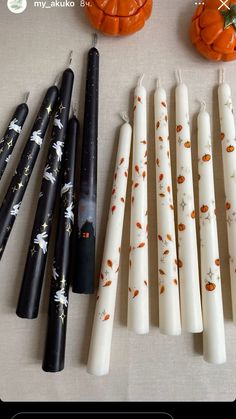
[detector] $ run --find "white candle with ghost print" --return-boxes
[175,71,203,333]
[87,114,132,376]
[154,81,181,336]
[218,70,236,325]
[198,102,226,364]
[128,75,149,334]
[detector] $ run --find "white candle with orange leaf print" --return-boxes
[175,70,203,333]
[128,75,149,335]
[87,113,132,376]
[218,69,236,325]
[154,80,181,336]
[198,102,226,364]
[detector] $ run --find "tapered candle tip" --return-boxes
[24,92,30,104]
[92,33,98,47]
[175,69,183,85]
[120,111,129,123]
[138,74,145,87]
[219,68,225,84]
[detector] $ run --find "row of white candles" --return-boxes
[87,70,235,376]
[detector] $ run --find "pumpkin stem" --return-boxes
[120,111,129,123]
[219,67,226,84]
[175,69,183,85]
[138,74,145,87]
[221,3,236,30]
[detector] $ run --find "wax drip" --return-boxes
[24,92,30,104]
[93,33,98,47]
[175,69,183,85]
[120,111,129,123]
[138,74,145,87]
[219,68,225,85]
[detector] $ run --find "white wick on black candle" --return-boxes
[92,33,98,48]
[24,92,30,104]
[71,103,78,118]
[69,50,73,68]
[54,74,60,87]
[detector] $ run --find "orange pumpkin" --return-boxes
[178,223,186,231]
[205,281,216,291]
[85,0,153,36]
[190,0,236,61]
[201,204,209,213]
[226,145,235,152]
[202,153,211,162]
[177,175,185,184]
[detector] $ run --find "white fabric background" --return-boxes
[0,0,236,402]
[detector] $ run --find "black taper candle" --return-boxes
[16,68,74,319]
[73,35,99,294]
[42,115,79,372]
[0,94,29,179]
[0,86,58,259]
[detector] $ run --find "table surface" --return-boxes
[0,0,236,402]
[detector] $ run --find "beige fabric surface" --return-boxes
[0,0,236,402]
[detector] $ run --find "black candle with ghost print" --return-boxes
[42,115,79,373]
[0,99,29,179]
[73,43,99,294]
[0,85,58,260]
[16,68,74,320]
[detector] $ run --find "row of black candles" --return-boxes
[0,35,99,372]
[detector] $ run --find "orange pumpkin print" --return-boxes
[226,145,235,152]
[177,175,185,184]
[225,202,231,210]
[173,279,178,285]
[201,205,209,213]
[215,258,220,266]
[178,223,186,231]
[133,289,139,299]
[103,314,110,321]
[221,133,225,140]
[175,259,183,268]
[86,0,153,37]
[160,285,165,294]
[184,141,191,148]
[191,210,196,219]
[205,281,216,292]
[176,125,183,133]
[190,0,236,61]
[202,154,211,162]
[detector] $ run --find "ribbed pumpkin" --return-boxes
[190,0,236,61]
[85,0,153,36]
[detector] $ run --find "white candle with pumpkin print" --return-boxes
[128,75,149,334]
[175,71,203,333]
[218,70,236,325]
[198,102,226,364]
[87,114,132,376]
[154,80,181,336]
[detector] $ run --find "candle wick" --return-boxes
[175,69,183,85]
[69,50,73,67]
[219,67,225,85]
[200,100,206,112]
[24,92,30,104]
[156,77,161,88]
[54,74,60,87]
[72,103,78,117]
[92,33,98,47]
[138,74,145,87]
[120,111,129,123]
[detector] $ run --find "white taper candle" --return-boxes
[154,80,181,336]
[198,101,226,364]
[175,70,203,333]
[218,69,236,325]
[87,114,132,376]
[128,75,149,334]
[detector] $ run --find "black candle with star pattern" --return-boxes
[0,99,29,180]
[16,68,74,320]
[73,40,99,294]
[0,85,58,260]
[42,115,79,372]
